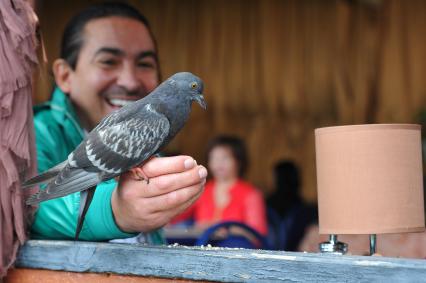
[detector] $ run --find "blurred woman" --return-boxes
[173,135,267,236]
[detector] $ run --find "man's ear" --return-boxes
[52,59,73,93]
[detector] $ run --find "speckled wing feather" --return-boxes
[26,103,170,204]
[77,103,171,175]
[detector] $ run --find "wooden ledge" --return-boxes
[13,240,426,282]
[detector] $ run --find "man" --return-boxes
[31,2,207,243]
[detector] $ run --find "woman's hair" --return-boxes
[206,135,248,177]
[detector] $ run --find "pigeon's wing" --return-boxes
[72,103,171,178]
[27,104,170,205]
[94,107,128,131]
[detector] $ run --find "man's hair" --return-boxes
[207,135,249,178]
[60,2,159,71]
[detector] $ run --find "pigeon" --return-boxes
[23,72,206,240]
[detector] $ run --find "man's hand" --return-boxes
[111,155,207,233]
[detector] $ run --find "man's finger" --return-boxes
[147,181,205,214]
[120,165,207,198]
[138,155,197,178]
[147,165,207,196]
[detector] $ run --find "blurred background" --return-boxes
[33,0,426,205]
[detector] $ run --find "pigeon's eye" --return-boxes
[190,82,198,89]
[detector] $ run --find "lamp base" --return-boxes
[319,235,348,255]
[370,234,377,255]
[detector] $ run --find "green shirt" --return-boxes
[31,87,165,244]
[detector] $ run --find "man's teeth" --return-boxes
[108,99,134,107]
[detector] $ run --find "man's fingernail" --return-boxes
[198,167,207,179]
[184,158,196,169]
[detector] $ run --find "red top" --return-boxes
[173,179,268,235]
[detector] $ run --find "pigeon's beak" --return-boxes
[194,94,207,110]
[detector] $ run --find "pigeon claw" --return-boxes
[130,167,150,184]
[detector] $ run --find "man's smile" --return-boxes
[105,97,138,108]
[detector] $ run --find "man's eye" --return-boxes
[137,61,155,69]
[100,59,117,66]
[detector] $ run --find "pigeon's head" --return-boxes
[169,72,207,110]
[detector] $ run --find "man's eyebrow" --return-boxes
[137,50,158,61]
[93,48,157,61]
[93,47,124,57]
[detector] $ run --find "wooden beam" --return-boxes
[15,240,426,282]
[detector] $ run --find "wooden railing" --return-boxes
[7,240,426,282]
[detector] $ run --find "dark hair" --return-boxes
[274,160,300,193]
[60,2,159,73]
[207,135,248,177]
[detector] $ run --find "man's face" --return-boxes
[66,16,159,130]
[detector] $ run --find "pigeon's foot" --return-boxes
[130,167,150,184]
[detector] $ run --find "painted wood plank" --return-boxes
[16,240,426,283]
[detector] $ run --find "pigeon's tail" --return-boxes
[26,166,101,205]
[21,161,67,189]
[75,187,96,240]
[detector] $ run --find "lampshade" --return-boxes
[315,124,425,234]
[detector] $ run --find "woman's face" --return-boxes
[208,145,239,181]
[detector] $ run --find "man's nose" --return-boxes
[117,64,142,93]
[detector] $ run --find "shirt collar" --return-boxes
[50,87,81,125]
[49,87,85,138]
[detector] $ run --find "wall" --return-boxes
[34,0,426,201]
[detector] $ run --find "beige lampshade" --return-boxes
[315,124,425,234]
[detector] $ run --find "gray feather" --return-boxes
[76,187,96,240]
[21,161,67,189]
[26,168,100,205]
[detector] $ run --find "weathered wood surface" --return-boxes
[16,240,426,283]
